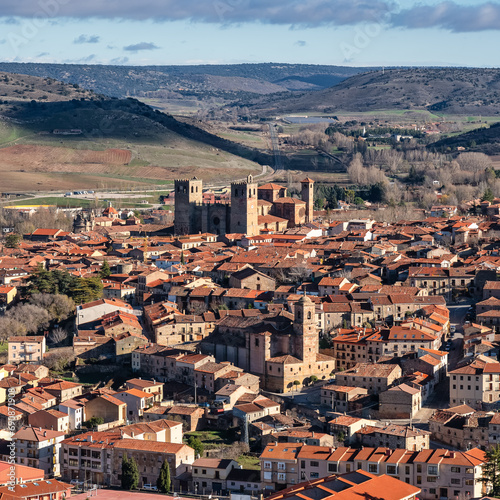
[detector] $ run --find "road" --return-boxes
[268,124,283,171]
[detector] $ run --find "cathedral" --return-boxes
[201,295,335,393]
[174,175,314,237]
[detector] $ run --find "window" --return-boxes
[263,472,272,481]
[310,461,319,467]
[264,462,271,470]
[328,464,337,473]
[310,473,319,479]
[427,477,437,482]
[428,465,438,475]
[465,479,474,485]
[277,473,286,481]
[451,478,461,485]
[368,464,378,473]
[451,467,460,473]
[278,462,286,470]
[387,465,397,475]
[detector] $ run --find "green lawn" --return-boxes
[0,342,8,354]
[184,429,237,449]
[237,454,260,470]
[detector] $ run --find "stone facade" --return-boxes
[174,176,314,237]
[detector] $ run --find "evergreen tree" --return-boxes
[187,436,204,458]
[100,260,111,278]
[482,187,495,203]
[157,460,171,493]
[481,445,500,497]
[121,454,139,491]
[5,233,22,248]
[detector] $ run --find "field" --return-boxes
[0,121,262,192]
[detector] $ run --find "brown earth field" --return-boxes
[0,144,258,191]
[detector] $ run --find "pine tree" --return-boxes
[157,460,171,493]
[100,260,111,278]
[121,454,139,491]
[481,444,500,496]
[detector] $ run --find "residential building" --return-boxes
[259,443,486,499]
[379,384,422,419]
[58,399,86,430]
[125,378,164,402]
[12,426,65,477]
[192,458,238,494]
[449,358,500,410]
[8,336,46,365]
[334,363,402,395]
[263,471,420,500]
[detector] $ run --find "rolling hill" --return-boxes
[0,62,375,103]
[0,72,270,192]
[243,67,500,116]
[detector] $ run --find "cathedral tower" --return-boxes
[174,177,203,235]
[230,175,259,236]
[301,178,314,224]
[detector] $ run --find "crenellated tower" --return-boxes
[174,177,203,235]
[230,175,259,236]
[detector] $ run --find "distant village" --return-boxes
[1,175,500,500]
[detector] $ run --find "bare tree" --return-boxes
[48,327,69,345]
[187,302,208,316]
[457,152,492,183]
[7,304,50,334]
[289,264,313,283]
[44,348,75,372]
[0,317,26,342]
[28,293,75,322]
[347,153,364,184]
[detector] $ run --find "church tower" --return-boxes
[301,178,314,224]
[230,175,259,236]
[293,295,317,364]
[174,177,203,235]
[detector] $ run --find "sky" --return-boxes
[0,0,499,67]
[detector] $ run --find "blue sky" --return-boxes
[0,0,498,67]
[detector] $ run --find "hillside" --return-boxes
[0,72,269,192]
[243,67,500,116]
[429,122,500,155]
[0,62,375,103]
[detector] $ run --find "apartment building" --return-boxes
[355,424,430,451]
[125,378,164,402]
[192,458,238,494]
[334,363,402,395]
[62,430,194,487]
[449,358,500,410]
[8,336,46,365]
[260,443,486,499]
[331,326,441,370]
[264,471,420,500]
[12,426,65,477]
[58,399,86,430]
